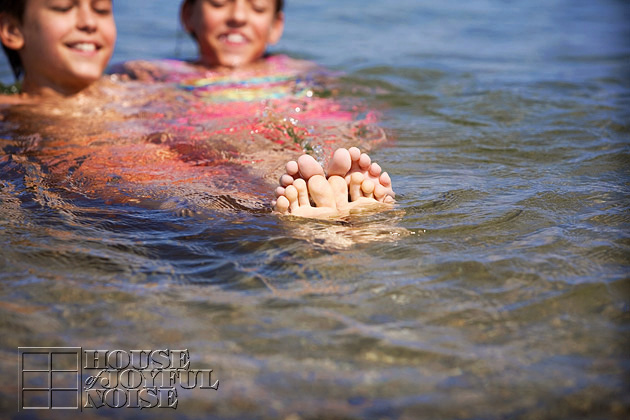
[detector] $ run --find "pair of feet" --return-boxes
[273,147,395,218]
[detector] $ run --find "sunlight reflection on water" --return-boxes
[1,0,629,419]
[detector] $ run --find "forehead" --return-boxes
[23,0,113,9]
[189,0,280,9]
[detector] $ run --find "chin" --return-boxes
[76,71,103,83]
[218,53,256,68]
[71,64,106,79]
[219,59,245,68]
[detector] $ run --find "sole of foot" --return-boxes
[273,148,396,219]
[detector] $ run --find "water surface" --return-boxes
[1,0,629,419]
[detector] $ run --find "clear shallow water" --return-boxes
[1,0,629,419]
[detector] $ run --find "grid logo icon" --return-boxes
[18,347,81,410]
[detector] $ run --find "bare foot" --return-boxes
[327,147,395,203]
[278,154,325,188]
[273,148,395,218]
[273,176,340,218]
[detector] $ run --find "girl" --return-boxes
[0,0,116,102]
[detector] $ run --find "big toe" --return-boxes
[297,155,325,180]
[328,148,352,177]
[308,175,337,208]
[328,175,349,209]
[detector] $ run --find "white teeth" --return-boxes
[73,43,96,52]
[226,33,246,43]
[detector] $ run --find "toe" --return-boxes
[297,154,325,180]
[285,160,299,177]
[358,153,371,171]
[349,172,365,201]
[308,175,337,208]
[293,178,311,207]
[379,171,392,188]
[348,147,361,161]
[373,183,387,201]
[274,196,290,213]
[328,148,351,177]
[361,179,375,199]
[379,171,395,199]
[280,174,294,187]
[328,175,349,209]
[285,185,299,212]
[368,162,382,178]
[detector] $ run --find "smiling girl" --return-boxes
[0,0,116,101]
[114,0,295,82]
[180,0,284,69]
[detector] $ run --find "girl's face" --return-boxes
[5,0,116,96]
[182,0,284,69]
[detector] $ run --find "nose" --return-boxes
[227,0,248,25]
[76,4,97,32]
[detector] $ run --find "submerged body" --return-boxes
[2,55,391,214]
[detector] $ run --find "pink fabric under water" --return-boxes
[22,56,387,209]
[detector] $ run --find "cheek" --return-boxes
[197,7,224,34]
[32,21,61,41]
[25,25,63,56]
[253,17,276,39]
[104,21,117,47]
[201,16,222,37]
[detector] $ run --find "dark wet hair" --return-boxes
[183,0,284,14]
[0,0,26,79]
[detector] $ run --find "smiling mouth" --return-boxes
[67,42,100,53]
[220,33,248,44]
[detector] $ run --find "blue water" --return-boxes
[1,0,629,419]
